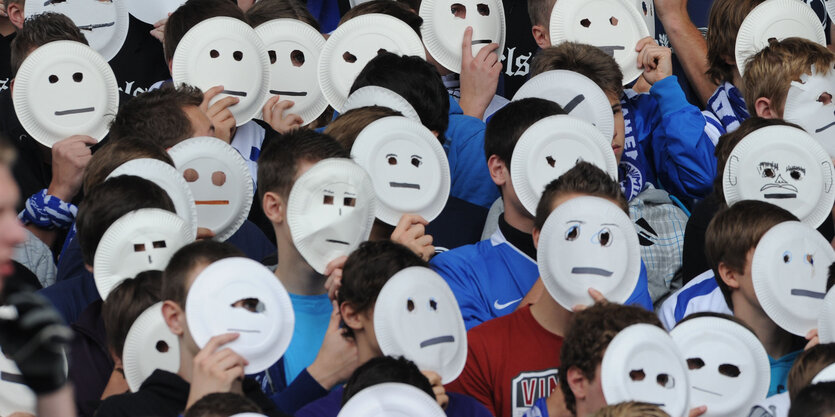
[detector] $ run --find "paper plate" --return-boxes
[734,0,825,76]
[723,125,835,228]
[751,221,835,336]
[827,0,835,23]
[549,0,650,85]
[122,302,180,392]
[510,114,618,216]
[0,349,36,416]
[26,0,130,62]
[373,267,467,384]
[419,0,507,74]
[337,383,446,417]
[107,158,198,239]
[343,86,421,122]
[287,158,376,274]
[186,257,294,374]
[538,196,641,310]
[126,0,185,25]
[12,40,118,148]
[812,363,835,384]
[172,17,271,126]
[317,14,426,112]
[351,116,450,225]
[255,19,328,126]
[94,208,194,300]
[167,137,253,242]
[631,0,655,38]
[512,70,615,139]
[601,323,690,417]
[819,289,835,343]
[783,65,835,158]
[670,317,770,416]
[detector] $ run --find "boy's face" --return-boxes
[606,93,625,164]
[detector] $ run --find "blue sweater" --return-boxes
[444,96,500,209]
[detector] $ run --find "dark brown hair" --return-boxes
[532,43,624,98]
[339,0,422,38]
[161,240,244,307]
[102,270,163,360]
[324,106,402,151]
[10,12,88,78]
[245,0,321,30]
[705,0,764,84]
[163,0,246,63]
[108,85,204,149]
[82,138,174,196]
[788,343,835,402]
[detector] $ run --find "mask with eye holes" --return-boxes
[670,316,771,417]
[537,196,641,310]
[419,0,506,73]
[784,65,835,158]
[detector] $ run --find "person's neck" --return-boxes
[355,332,382,365]
[732,294,793,358]
[177,341,195,383]
[0,19,14,37]
[529,290,573,337]
[731,70,744,94]
[503,205,535,234]
[276,236,325,295]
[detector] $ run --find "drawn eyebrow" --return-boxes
[323,189,335,194]
[386,153,396,158]
[600,223,619,227]
[343,192,357,196]
[411,155,423,159]
[566,220,586,224]
[758,161,778,169]
[786,165,806,174]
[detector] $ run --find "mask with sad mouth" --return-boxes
[374,267,467,384]
[12,40,118,147]
[784,65,835,158]
[186,257,295,374]
[419,0,506,73]
[670,316,771,417]
[287,158,376,274]
[751,220,835,336]
[538,196,641,310]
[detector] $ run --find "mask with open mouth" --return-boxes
[374,266,467,384]
[784,65,835,158]
[27,0,129,61]
[752,221,835,336]
[419,0,506,73]
[670,316,770,417]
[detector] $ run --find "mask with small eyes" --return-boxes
[167,137,253,242]
[538,196,641,310]
[724,125,835,228]
[632,0,655,38]
[172,16,271,126]
[12,40,118,147]
[601,324,690,417]
[549,0,651,84]
[93,208,194,300]
[784,66,835,158]
[510,115,619,216]
[186,257,295,373]
[351,116,451,226]
[286,158,377,274]
[318,13,426,112]
[670,316,771,417]
[373,267,467,384]
[122,302,180,392]
[419,0,506,73]
[27,0,129,61]
[254,19,328,125]
[751,221,835,336]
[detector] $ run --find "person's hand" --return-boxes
[458,27,501,120]
[46,135,96,202]
[0,291,73,394]
[688,405,707,417]
[0,3,8,18]
[261,95,303,133]
[390,214,434,261]
[324,256,348,302]
[149,14,170,43]
[545,384,573,417]
[572,288,607,312]
[200,86,239,143]
[635,37,673,85]
[185,333,248,409]
[307,301,359,390]
[196,227,215,240]
[421,370,449,409]
[805,328,820,350]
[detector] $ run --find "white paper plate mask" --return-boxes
[0,348,36,416]
[167,137,254,242]
[94,208,194,300]
[342,86,421,122]
[812,363,835,384]
[255,19,328,125]
[123,302,180,392]
[510,115,618,216]
[670,317,770,417]
[107,158,199,239]
[337,383,446,417]
[784,65,835,158]
[172,17,270,126]
[538,196,641,310]
[601,324,690,417]
[735,0,826,77]
[318,14,426,112]
[632,0,655,38]
[819,288,835,343]
[351,116,451,226]
[373,267,467,384]
[26,0,129,62]
[287,158,377,274]
[419,0,506,74]
[13,40,118,148]
[752,221,835,336]
[126,0,186,25]
[723,125,835,228]
[512,70,615,139]
[186,257,295,374]
[549,0,651,84]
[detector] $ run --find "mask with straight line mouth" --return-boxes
[784,65,835,158]
[30,0,128,61]
[419,0,506,73]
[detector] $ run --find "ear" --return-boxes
[531,24,551,49]
[532,227,541,249]
[487,154,508,187]
[340,302,365,333]
[755,97,780,119]
[162,300,186,337]
[7,3,24,30]
[566,366,591,402]
[262,191,285,225]
[717,261,742,290]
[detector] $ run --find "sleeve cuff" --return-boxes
[649,76,690,115]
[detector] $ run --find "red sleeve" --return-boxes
[445,327,496,416]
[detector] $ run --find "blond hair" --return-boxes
[592,402,671,417]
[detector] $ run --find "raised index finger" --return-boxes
[461,27,474,61]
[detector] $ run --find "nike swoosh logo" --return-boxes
[494,297,523,310]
